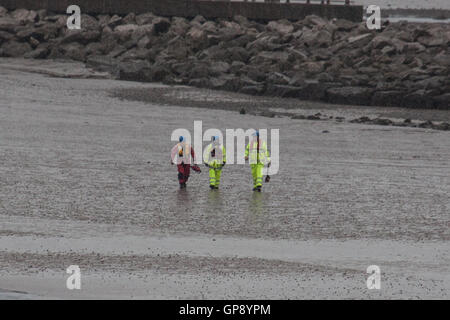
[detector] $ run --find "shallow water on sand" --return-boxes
[0,59,448,299]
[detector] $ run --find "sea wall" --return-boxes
[0,6,449,109]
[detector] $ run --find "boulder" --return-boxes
[229,61,246,74]
[233,15,250,28]
[108,15,122,28]
[136,13,156,26]
[240,84,265,95]
[170,17,190,36]
[347,33,372,47]
[97,14,111,27]
[433,93,450,109]
[0,17,20,32]
[0,6,7,17]
[301,61,325,75]
[402,89,435,108]
[267,20,294,35]
[266,84,302,98]
[1,40,32,57]
[60,42,86,61]
[252,51,289,64]
[371,91,404,107]
[23,45,49,59]
[0,30,13,44]
[191,15,206,26]
[333,19,355,32]
[81,14,100,30]
[85,42,105,56]
[118,60,152,82]
[209,61,230,76]
[11,9,37,24]
[122,13,136,25]
[86,55,119,74]
[304,15,327,28]
[118,48,149,61]
[372,118,393,126]
[61,30,101,45]
[326,86,374,105]
[371,35,391,49]
[227,46,249,63]
[417,35,447,47]
[114,24,140,42]
[187,26,207,50]
[404,42,426,53]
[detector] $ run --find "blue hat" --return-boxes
[252,131,260,137]
[179,136,184,142]
[212,136,219,141]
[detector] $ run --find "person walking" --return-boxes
[245,131,270,192]
[203,136,226,190]
[171,136,200,189]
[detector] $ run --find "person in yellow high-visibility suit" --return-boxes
[245,131,270,192]
[203,136,226,190]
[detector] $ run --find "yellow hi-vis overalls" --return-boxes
[245,139,270,189]
[203,143,226,188]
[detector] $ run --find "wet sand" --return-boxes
[0,59,449,299]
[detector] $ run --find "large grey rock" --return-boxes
[114,24,140,42]
[107,15,122,28]
[304,15,327,28]
[136,13,156,26]
[80,14,100,31]
[187,26,207,50]
[347,33,372,46]
[326,86,374,105]
[60,42,86,61]
[1,40,32,57]
[433,93,450,109]
[86,55,119,74]
[61,30,101,45]
[404,42,426,53]
[227,46,249,63]
[97,14,111,27]
[170,17,190,36]
[0,17,20,32]
[333,19,355,32]
[371,91,404,107]
[11,9,37,24]
[118,60,152,82]
[0,30,13,44]
[0,6,7,17]
[402,89,436,108]
[23,45,49,59]
[301,28,332,48]
[371,35,391,49]
[267,20,294,35]
[122,13,136,25]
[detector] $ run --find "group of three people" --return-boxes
[171,131,271,192]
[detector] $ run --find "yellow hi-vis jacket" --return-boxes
[245,139,270,165]
[203,143,226,168]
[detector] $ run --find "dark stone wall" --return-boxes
[0,0,363,22]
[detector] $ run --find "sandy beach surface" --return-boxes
[0,59,448,299]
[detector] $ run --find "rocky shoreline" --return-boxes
[0,7,449,109]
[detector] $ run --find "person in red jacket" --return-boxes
[171,136,200,189]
